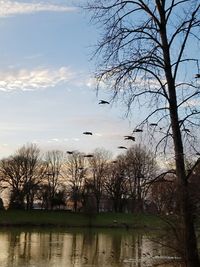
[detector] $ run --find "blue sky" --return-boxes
[0,0,140,158]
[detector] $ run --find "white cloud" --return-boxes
[47,138,60,143]
[51,138,59,142]
[86,77,97,89]
[72,138,80,142]
[0,67,75,91]
[0,1,76,17]
[94,133,102,137]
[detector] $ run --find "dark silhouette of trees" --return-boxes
[125,145,157,212]
[105,156,128,212]
[65,152,87,212]
[0,144,45,209]
[44,150,64,209]
[86,1,200,265]
[150,174,177,214]
[87,148,111,213]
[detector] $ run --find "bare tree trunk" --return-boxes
[158,7,200,264]
[96,196,100,213]
[170,100,200,266]
[74,199,77,212]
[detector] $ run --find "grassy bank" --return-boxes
[0,210,168,229]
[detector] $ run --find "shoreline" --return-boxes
[0,210,193,230]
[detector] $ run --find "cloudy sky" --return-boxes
[0,0,142,158]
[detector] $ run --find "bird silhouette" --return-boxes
[124,136,135,141]
[149,123,158,126]
[196,152,200,156]
[133,129,143,132]
[83,131,93,135]
[118,146,127,149]
[99,100,110,104]
[67,151,74,154]
[84,154,94,158]
[195,74,200,78]
[112,160,118,163]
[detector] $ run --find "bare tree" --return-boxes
[43,150,65,209]
[87,148,111,212]
[65,152,87,212]
[0,144,44,209]
[125,145,157,212]
[0,156,25,209]
[105,156,128,212]
[86,1,200,265]
[150,174,177,214]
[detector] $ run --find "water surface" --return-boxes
[0,228,183,267]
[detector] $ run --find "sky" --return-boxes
[0,0,141,158]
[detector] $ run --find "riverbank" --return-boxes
[0,210,175,229]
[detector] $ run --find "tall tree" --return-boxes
[125,145,157,212]
[105,156,128,212]
[65,152,87,212]
[0,144,44,209]
[44,150,64,209]
[86,1,200,265]
[87,148,111,212]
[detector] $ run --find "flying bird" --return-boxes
[124,136,135,141]
[196,152,200,156]
[133,129,143,133]
[149,123,158,126]
[67,151,74,154]
[84,154,94,158]
[195,74,200,78]
[118,146,127,149]
[99,100,110,104]
[83,131,93,135]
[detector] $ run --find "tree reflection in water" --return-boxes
[0,228,184,267]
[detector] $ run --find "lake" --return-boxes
[0,228,183,267]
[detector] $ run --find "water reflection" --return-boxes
[0,228,183,267]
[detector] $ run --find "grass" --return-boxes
[0,210,168,229]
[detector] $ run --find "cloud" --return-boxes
[72,138,80,142]
[0,67,75,91]
[0,1,76,17]
[47,138,61,143]
[94,133,102,137]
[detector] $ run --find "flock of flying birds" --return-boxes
[66,99,142,157]
[66,74,200,157]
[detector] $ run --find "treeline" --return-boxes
[0,144,199,214]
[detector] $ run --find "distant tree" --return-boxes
[0,156,25,209]
[0,144,44,209]
[86,1,200,265]
[65,152,87,212]
[187,159,200,215]
[81,180,97,214]
[150,173,177,214]
[51,189,66,209]
[0,198,4,210]
[105,156,128,212]
[44,150,64,209]
[87,148,111,212]
[125,145,157,212]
